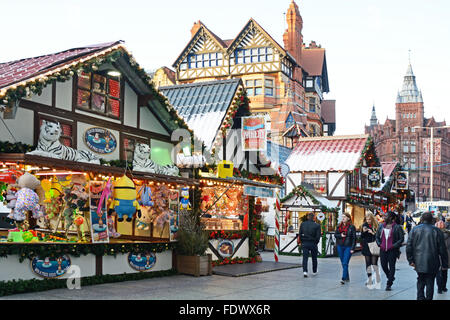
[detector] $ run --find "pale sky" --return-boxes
[1,0,449,135]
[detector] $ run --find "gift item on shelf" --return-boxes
[109,175,140,222]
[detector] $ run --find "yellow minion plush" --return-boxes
[109,175,140,222]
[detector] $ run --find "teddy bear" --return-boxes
[12,173,45,230]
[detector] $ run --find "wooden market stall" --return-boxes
[0,40,196,282]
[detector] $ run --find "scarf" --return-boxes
[381,222,395,251]
[338,223,350,236]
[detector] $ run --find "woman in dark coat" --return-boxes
[376,211,405,291]
[335,212,356,284]
[361,212,380,289]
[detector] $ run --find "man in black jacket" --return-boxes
[298,212,321,277]
[406,212,449,300]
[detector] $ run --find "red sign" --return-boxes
[0,170,21,184]
[241,117,266,151]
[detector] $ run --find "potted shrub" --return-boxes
[175,209,212,277]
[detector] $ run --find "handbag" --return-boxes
[368,241,380,256]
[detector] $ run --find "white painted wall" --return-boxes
[327,172,347,198]
[0,107,34,145]
[102,250,173,275]
[25,85,52,106]
[123,82,137,128]
[77,122,120,161]
[55,79,73,111]
[286,173,302,194]
[140,106,168,136]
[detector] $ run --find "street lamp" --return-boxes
[413,125,450,202]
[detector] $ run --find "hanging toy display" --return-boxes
[179,187,191,210]
[60,175,89,240]
[136,185,154,231]
[109,175,141,222]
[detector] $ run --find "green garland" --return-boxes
[220,87,250,136]
[281,185,339,214]
[0,242,176,262]
[232,167,283,185]
[0,141,34,153]
[0,268,177,297]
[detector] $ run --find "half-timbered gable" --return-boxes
[227,19,295,77]
[173,24,228,81]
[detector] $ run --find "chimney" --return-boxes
[283,1,303,80]
[191,20,203,37]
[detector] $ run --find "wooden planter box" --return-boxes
[176,254,212,277]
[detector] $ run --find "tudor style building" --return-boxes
[366,63,450,202]
[165,1,335,147]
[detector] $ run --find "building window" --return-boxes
[403,141,409,153]
[122,135,149,162]
[303,173,327,194]
[245,79,263,96]
[393,145,396,154]
[410,158,416,170]
[306,79,314,88]
[309,97,316,113]
[404,127,409,133]
[76,71,121,119]
[265,79,274,96]
[235,47,273,64]
[187,52,223,69]
[410,141,416,152]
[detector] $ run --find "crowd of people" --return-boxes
[297,209,450,300]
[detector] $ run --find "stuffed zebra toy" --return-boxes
[27,120,100,164]
[132,143,179,176]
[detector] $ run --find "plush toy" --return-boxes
[109,175,141,222]
[105,198,120,238]
[136,206,153,231]
[136,185,153,230]
[179,187,191,210]
[13,173,43,229]
[5,184,18,225]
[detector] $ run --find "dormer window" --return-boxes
[76,71,122,119]
[235,47,273,64]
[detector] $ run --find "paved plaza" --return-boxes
[2,247,449,300]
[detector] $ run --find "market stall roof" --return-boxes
[281,185,338,211]
[159,79,241,150]
[285,134,370,172]
[0,40,191,135]
[0,153,198,186]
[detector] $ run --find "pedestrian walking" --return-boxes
[405,211,414,234]
[361,212,381,289]
[298,212,321,278]
[435,215,450,294]
[406,212,449,300]
[375,211,404,291]
[335,212,356,284]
